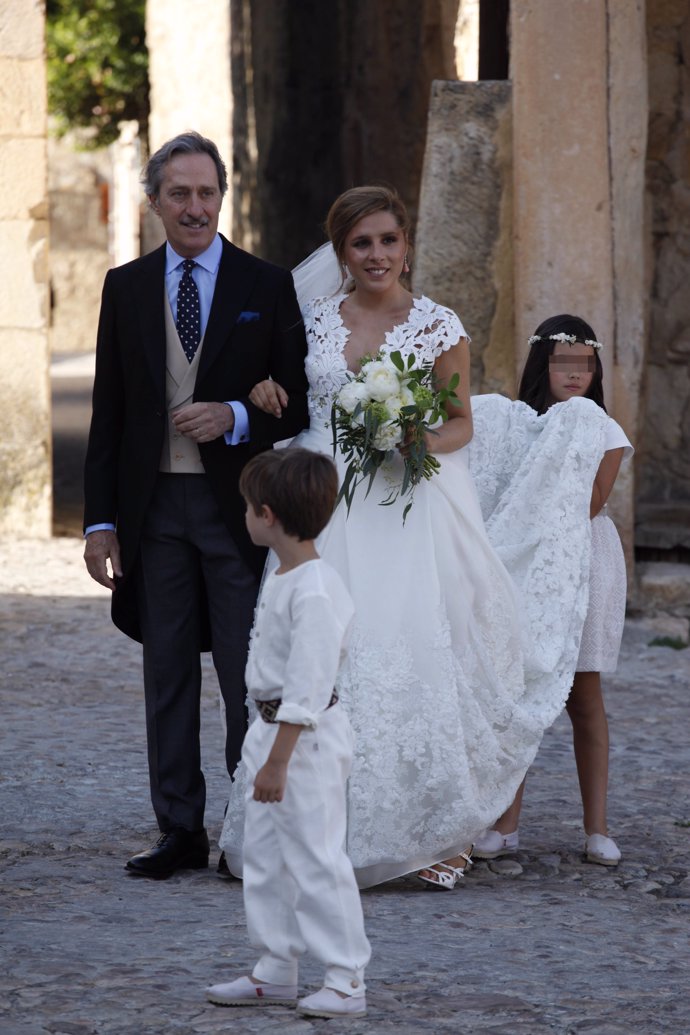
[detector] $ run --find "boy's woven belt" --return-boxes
[256,691,339,724]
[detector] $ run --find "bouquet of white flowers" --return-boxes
[331,350,460,521]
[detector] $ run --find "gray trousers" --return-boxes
[137,474,258,832]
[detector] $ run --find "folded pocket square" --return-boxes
[237,310,260,323]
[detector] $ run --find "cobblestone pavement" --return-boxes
[1,537,689,1035]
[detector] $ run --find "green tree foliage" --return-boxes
[46,0,149,149]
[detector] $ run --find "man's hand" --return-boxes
[172,402,234,442]
[249,380,288,418]
[253,761,288,803]
[84,529,122,591]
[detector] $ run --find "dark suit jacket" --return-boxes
[84,235,309,644]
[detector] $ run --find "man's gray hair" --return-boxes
[142,131,228,198]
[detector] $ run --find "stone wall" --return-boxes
[0,0,51,536]
[636,0,690,554]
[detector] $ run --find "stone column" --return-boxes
[145,0,232,239]
[0,0,51,536]
[511,0,648,568]
[607,1,648,567]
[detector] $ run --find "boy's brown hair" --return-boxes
[240,448,338,540]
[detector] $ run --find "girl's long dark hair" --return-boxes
[518,314,607,414]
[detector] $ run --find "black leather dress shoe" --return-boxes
[125,828,209,879]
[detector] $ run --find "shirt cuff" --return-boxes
[274,702,319,729]
[223,401,250,445]
[84,523,116,537]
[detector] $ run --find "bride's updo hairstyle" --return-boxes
[326,185,411,287]
[518,313,606,415]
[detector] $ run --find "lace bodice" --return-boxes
[303,293,467,425]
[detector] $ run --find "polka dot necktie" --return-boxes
[177,259,201,362]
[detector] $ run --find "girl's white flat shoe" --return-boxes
[584,833,621,866]
[472,828,519,859]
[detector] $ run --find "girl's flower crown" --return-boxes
[528,332,603,350]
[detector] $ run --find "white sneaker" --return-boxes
[472,828,519,859]
[584,833,621,866]
[297,986,367,1018]
[206,974,298,1006]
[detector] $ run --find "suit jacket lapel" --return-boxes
[196,236,259,384]
[133,244,167,408]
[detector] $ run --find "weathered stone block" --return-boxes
[0,4,50,538]
[0,0,44,60]
[637,562,690,610]
[0,56,46,136]
[0,138,46,220]
[415,80,513,394]
[625,614,690,644]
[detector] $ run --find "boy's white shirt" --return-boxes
[246,558,354,729]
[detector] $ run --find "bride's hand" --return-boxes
[398,426,431,458]
[249,380,289,418]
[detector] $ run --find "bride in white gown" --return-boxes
[220,186,606,888]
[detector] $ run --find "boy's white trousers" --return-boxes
[241,705,371,996]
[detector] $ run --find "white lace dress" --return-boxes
[577,418,633,672]
[220,295,608,887]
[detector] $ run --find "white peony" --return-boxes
[338,379,370,414]
[372,420,402,451]
[383,386,415,420]
[362,360,401,402]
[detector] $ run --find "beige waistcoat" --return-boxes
[159,293,206,473]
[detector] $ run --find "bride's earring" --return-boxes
[403,254,410,274]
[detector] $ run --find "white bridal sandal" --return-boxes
[417,849,473,890]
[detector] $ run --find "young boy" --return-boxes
[206,448,370,1019]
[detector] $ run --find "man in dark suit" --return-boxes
[83,131,308,878]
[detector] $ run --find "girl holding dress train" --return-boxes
[474,315,633,867]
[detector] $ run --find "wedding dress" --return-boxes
[220,292,609,887]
